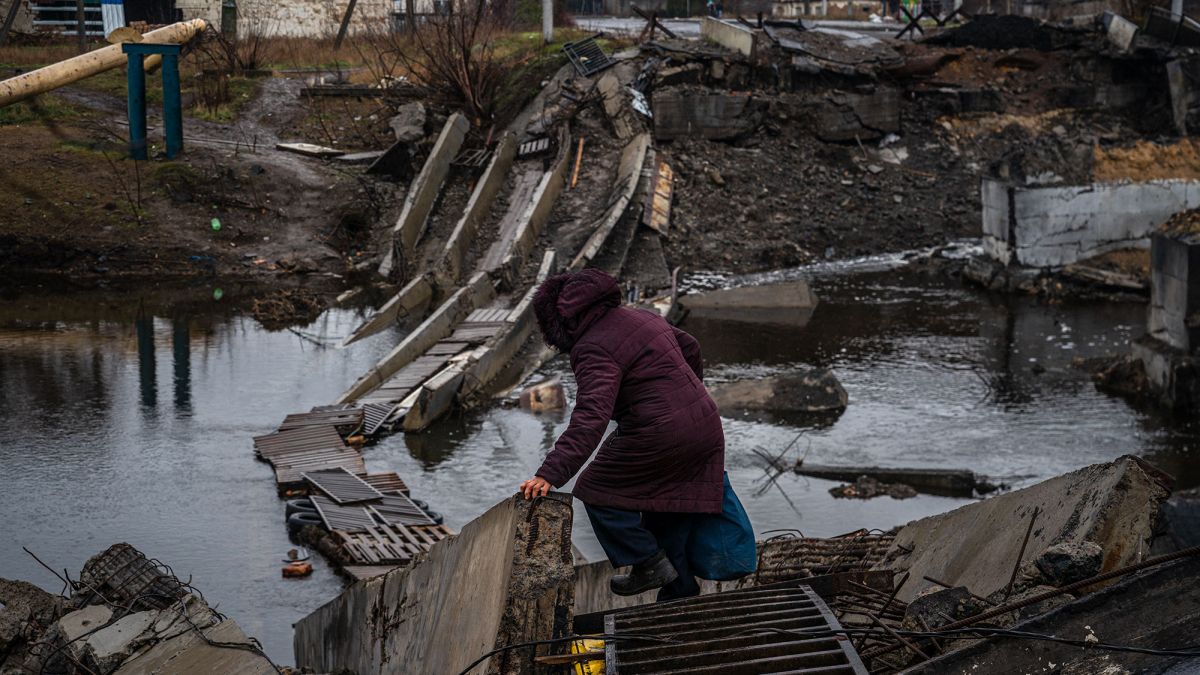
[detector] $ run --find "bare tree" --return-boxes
[382,0,511,122]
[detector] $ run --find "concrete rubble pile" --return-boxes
[292,455,1199,674]
[596,13,1200,300]
[0,543,276,675]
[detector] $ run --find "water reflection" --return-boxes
[1,268,1197,664]
[173,319,191,414]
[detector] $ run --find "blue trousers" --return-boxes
[584,503,701,601]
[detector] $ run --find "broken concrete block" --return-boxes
[1102,11,1138,52]
[1148,228,1200,353]
[710,368,848,414]
[294,494,576,675]
[677,279,818,325]
[876,455,1172,604]
[113,618,275,675]
[389,101,427,143]
[1034,541,1103,587]
[903,587,979,630]
[813,88,900,142]
[700,17,758,58]
[57,605,114,647]
[651,92,765,141]
[656,62,704,86]
[0,579,62,656]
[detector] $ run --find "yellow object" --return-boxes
[282,561,313,578]
[571,639,604,675]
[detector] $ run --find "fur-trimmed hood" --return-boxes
[533,269,621,351]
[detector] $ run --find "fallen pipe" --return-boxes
[0,19,206,108]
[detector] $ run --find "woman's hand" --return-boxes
[519,476,552,500]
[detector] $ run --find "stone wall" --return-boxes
[982,177,1200,268]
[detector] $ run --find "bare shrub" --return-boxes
[362,0,512,123]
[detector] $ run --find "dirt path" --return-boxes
[1,77,400,285]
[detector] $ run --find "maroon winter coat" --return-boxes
[533,269,726,514]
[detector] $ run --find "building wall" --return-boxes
[176,0,396,38]
[1,0,35,34]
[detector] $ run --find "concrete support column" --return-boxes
[1149,231,1200,354]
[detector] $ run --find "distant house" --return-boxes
[175,0,445,37]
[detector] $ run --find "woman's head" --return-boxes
[533,268,621,351]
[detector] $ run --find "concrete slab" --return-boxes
[875,455,1172,604]
[651,92,763,141]
[571,133,651,270]
[439,132,518,287]
[58,605,113,647]
[341,273,435,347]
[113,618,275,675]
[294,494,576,675]
[386,112,470,269]
[338,271,495,405]
[701,17,758,57]
[982,177,1200,268]
[677,279,818,325]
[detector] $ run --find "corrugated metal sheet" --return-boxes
[303,467,383,504]
[310,494,377,532]
[279,407,364,432]
[368,493,435,526]
[448,322,505,344]
[362,471,409,495]
[358,354,452,406]
[254,425,349,462]
[275,453,366,487]
[360,402,395,437]
[336,523,454,565]
[427,341,469,357]
[465,307,511,323]
[605,582,868,674]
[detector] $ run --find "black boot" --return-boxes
[610,550,679,596]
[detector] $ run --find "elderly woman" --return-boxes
[519,268,725,600]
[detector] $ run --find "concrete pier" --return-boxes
[1134,229,1200,411]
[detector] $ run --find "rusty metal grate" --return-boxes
[368,493,435,526]
[336,523,455,565]
[310,494,377,532]
[74,544,189,611]
[303,466,383,504]
[563,36,614,77]
[360,402,394,437]
[604,582,868,674]
[362,471,409,495]
[278,407,363,433]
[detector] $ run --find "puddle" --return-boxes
[0,265,1197,662]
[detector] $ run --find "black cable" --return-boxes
[453,633,677,675]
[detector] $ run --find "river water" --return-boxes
[1,259,1197,664]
